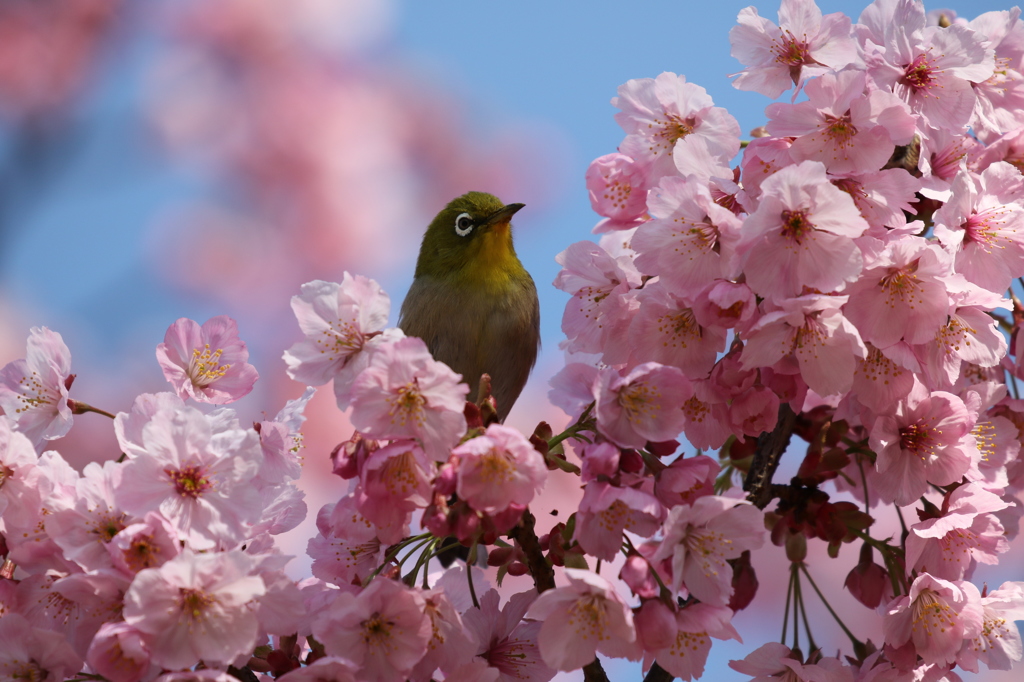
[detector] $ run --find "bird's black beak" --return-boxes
[483,203,525,228]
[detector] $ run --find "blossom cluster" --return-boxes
[562,0,1024,677]
[2,0,1024,681]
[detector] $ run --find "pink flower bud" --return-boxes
[620,553,659,599]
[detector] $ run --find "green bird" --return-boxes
[399,191,540,422]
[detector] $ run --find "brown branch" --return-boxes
[583,659,611,682]
[510,507,555,593]
[744,402,797,509]
[644,662,675,682]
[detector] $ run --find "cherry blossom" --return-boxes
[652,496,766,605]
[632,176,742,297]
[115,403,262,549]
[842,237,952,349]
[740,294,867,398]
[595,362,692,449]
[883,574,983,667]
[738,161,868,301]
[858,0,994,132]
[0,326,74,445]
[349,336,468,461]
[765,68,916,174]
[283,275,396,409]
[957,581,1024,672]
[573,481,665,560]
[462,589,554,682]
[157,316,258,404]
[553,240,641,359]
[586,152,651,231]
[647,603,740,681]
[626,281,727,377]
[906,484,1009,580]
[357,440,434,543]
[527,569,641,671]
[869,381,976,505]
[86,622,155,682]
[934,162,1024,294]
[123,549,266,669]
[730,0,857,98]
[454,423,547,515]
[312,578,431,682]
[613,72,741,180]
[0,613,82,682]
[307,497,383,587]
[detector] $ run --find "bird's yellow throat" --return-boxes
[458,221,527,292]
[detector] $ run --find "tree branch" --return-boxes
[744,403,797,509]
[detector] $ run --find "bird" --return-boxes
[399,191,540,423]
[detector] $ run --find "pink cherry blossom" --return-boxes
[107,511,181,576]
[869,381,976,506]
[692,280,757,330]
[0,326,74,445]
[740,294,867,398]
[850,343,916,412]
[454,423,547,515]
[349,336,468,461]
[86,622,155,682]
[843,237,952,349]
[859,0,994,132]
[765,68,916,174]
[554,240,641,359]
[156,315,258,404]
[547,361,600,423]
[357,440,434,543]
[573,481,665,561]
[632,176,742,297]
[729,643,850,682]
[654,454,718,509]
[646,603,740,682]
[0,415,42,527]
[312,578,431,682]
[613,72,741,180]
[914,280,1008,389]
[968,10,1024,143]
[115,404,262,549]
[307,497,384,587]
[462,589,554,682]
[283,275,395,409]
[883,574,983,667]
[729,0,857,99]
[256,386,315,484]
[16,570,122,658]
[45,460,128,572]
[652,496,766,605]
[586,152,651,231]
[957,581,1024,672]
[595,362,692,449]
[934,162,1024,293]
[0,613,82,682]
[831,168,922,230]
[679,379,734,451]
[626,281,727,378]
[409,588,477,680]
[528,568,641,671]
[738,161,868,301]
[906,484,1009,580]
[123,549,266,670]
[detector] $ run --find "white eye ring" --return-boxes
[454,212,474,237]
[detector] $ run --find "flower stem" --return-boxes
[68,400,116,419]
[799,563,863,650]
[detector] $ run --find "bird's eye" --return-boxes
[454,212,474,237]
